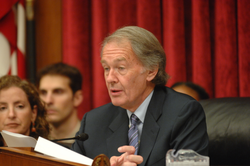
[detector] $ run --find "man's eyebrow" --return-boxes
[100,57,127,64]
[115,57,126,62]
[39,88,46,91]
[100,59,106,64]
[52,88,64,91]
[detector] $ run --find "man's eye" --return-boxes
[39,90,47,96]
[117,67,127,75]
[54,89,63,94]
[104,67,109,70]
[104,67,110,71]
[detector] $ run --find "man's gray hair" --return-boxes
[101,26,169,86]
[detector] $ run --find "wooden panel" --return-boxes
[34,0,62,71]
[0,147,87,166]
[0,147,110,166]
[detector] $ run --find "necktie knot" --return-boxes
[130,114,140,126]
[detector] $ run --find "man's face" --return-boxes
[39,75,75,124]
[101,41,153,112]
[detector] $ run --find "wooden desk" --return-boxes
[0,147,109,166]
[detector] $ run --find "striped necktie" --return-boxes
[128,114,141,155]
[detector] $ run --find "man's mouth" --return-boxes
[111,89,120,92]
[46,109,57,114]
[110,89,122,95]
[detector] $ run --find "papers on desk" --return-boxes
[35,137,93,166]
[1,130,37,147]
[1,130,93,166]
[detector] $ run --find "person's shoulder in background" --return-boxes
[171,82,209,101]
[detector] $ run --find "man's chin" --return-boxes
[46,116,60,124]
[111,100,125,108]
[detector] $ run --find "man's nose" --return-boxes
[106,69,118,83]
[42,93,53,104]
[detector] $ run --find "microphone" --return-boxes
[51,133,89,142]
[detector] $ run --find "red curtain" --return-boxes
[62,0,250,118]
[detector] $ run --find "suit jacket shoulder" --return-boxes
[139,86,208,166]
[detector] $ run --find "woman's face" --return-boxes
[0,86,37,136]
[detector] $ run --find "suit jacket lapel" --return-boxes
[107,107,129,157]
[139,86,167,166]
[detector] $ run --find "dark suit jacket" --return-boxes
[72,86,209,166]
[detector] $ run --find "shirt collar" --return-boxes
[126,90,154,124]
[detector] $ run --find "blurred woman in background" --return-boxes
[171,82,209,101]
[0,75,50,146]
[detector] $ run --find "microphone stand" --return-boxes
[51,137,76,142]
[51,133,89,142]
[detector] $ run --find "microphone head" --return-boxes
[76,133,89,141]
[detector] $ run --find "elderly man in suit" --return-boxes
[72,26,208,166]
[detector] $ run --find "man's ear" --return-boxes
[146,67,159,82]
[73,90,83,107]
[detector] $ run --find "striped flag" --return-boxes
[0,0,26,78]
